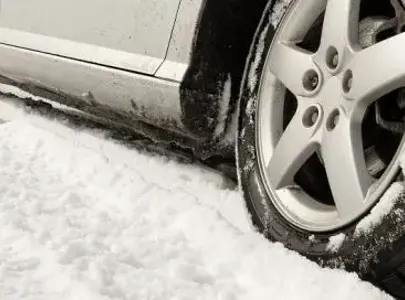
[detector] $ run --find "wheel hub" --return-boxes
[256,0,405,232]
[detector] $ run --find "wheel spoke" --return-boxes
[268,42,320,97]
[266,105,319,189]
[321,112,373,219]
[319,0,361,54]
[347,33,405,104]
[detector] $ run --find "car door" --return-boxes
[0,0,181,75]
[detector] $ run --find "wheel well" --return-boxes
[179,0,268,141]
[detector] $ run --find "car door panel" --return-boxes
[155,0,204,81]
[0,0,181,75]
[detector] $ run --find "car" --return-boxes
[1,0,405,297]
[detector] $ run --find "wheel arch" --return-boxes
[179,0,269,144]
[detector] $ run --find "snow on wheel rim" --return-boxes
[256,0,405,232]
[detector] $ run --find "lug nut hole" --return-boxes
[342,69,353,93]
[326,47,339,70]
[326,109,340,131]
[303,69,319,92]
[303,106,320,128]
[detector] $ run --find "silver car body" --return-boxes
[0,0,203,134]
[0,0,268,158]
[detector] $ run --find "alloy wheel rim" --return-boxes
[256,0,405,232]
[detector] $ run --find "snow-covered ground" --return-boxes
[0,99,392,299]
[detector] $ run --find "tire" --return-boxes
[237,1,405,298]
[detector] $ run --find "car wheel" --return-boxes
[238,0,405,298]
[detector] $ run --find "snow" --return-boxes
[247,25,268,95]
[0,83,79,114]
[214,74,232,137]
[327,233,346,254]
[222,105,238,145]
[355,182,405,235]
[270,0,293,28]
[0,99,392,300]
[246,0,294,95]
